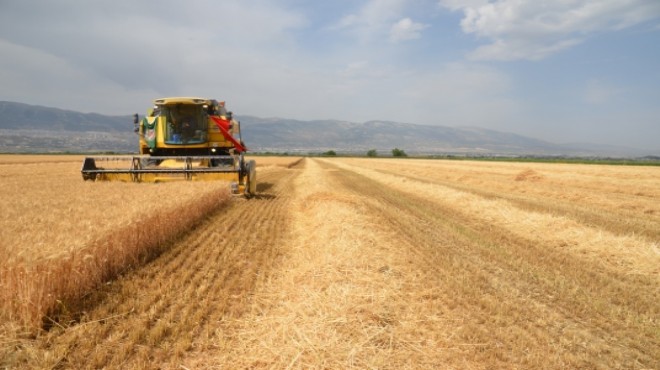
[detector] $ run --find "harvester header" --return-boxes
[81,97,256,196]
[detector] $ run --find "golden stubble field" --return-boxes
[1,155,658,369]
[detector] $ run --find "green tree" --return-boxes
[392,148,407,157]
[323,150,337,156]
[367,149,377,157]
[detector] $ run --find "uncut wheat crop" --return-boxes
[0,157,232,330]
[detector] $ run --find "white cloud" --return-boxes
[439,0,488,12]
[0,39,158,114]
[440,0,660,60]
[584,79,625,104]
[332,0,418,42]
[340,61,371,77]
[398,63,519,126]
[469,37,583,61]
[0,0,309,114]
[335,14,360,29]
[390,18,429,42]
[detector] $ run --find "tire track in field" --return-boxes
[316,158,658,369]
[29,164,302,369]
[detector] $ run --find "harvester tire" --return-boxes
[246,160,257,196]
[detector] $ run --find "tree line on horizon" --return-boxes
[322,148,407,157]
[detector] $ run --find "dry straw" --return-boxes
[332,157,660,276]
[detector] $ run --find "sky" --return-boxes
[1,0,659,150]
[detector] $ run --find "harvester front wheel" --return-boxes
[245,160,257,196]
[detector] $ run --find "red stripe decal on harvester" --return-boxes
[210,116,247,153]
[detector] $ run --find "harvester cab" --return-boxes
[81,97,256,196]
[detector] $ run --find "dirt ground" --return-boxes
[3,157,658,369]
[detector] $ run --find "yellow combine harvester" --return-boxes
[81,97,256,196]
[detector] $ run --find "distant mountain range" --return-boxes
[0,101,655,157]
[0,101,135,153]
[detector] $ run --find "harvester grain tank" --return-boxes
[81,97,256,196]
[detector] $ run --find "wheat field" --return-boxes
[1,155,658,369]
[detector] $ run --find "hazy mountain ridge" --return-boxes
[0,101,130,132]
[238,116,650,157]
[0,101,654,157]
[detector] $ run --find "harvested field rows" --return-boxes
[345,158,660,241]
[2,156,659,369]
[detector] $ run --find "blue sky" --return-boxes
[1,0,659,150]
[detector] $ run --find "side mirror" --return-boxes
[227,111,233,120]
[133,113,139,133]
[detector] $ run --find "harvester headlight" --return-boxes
[211,148,216,153]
